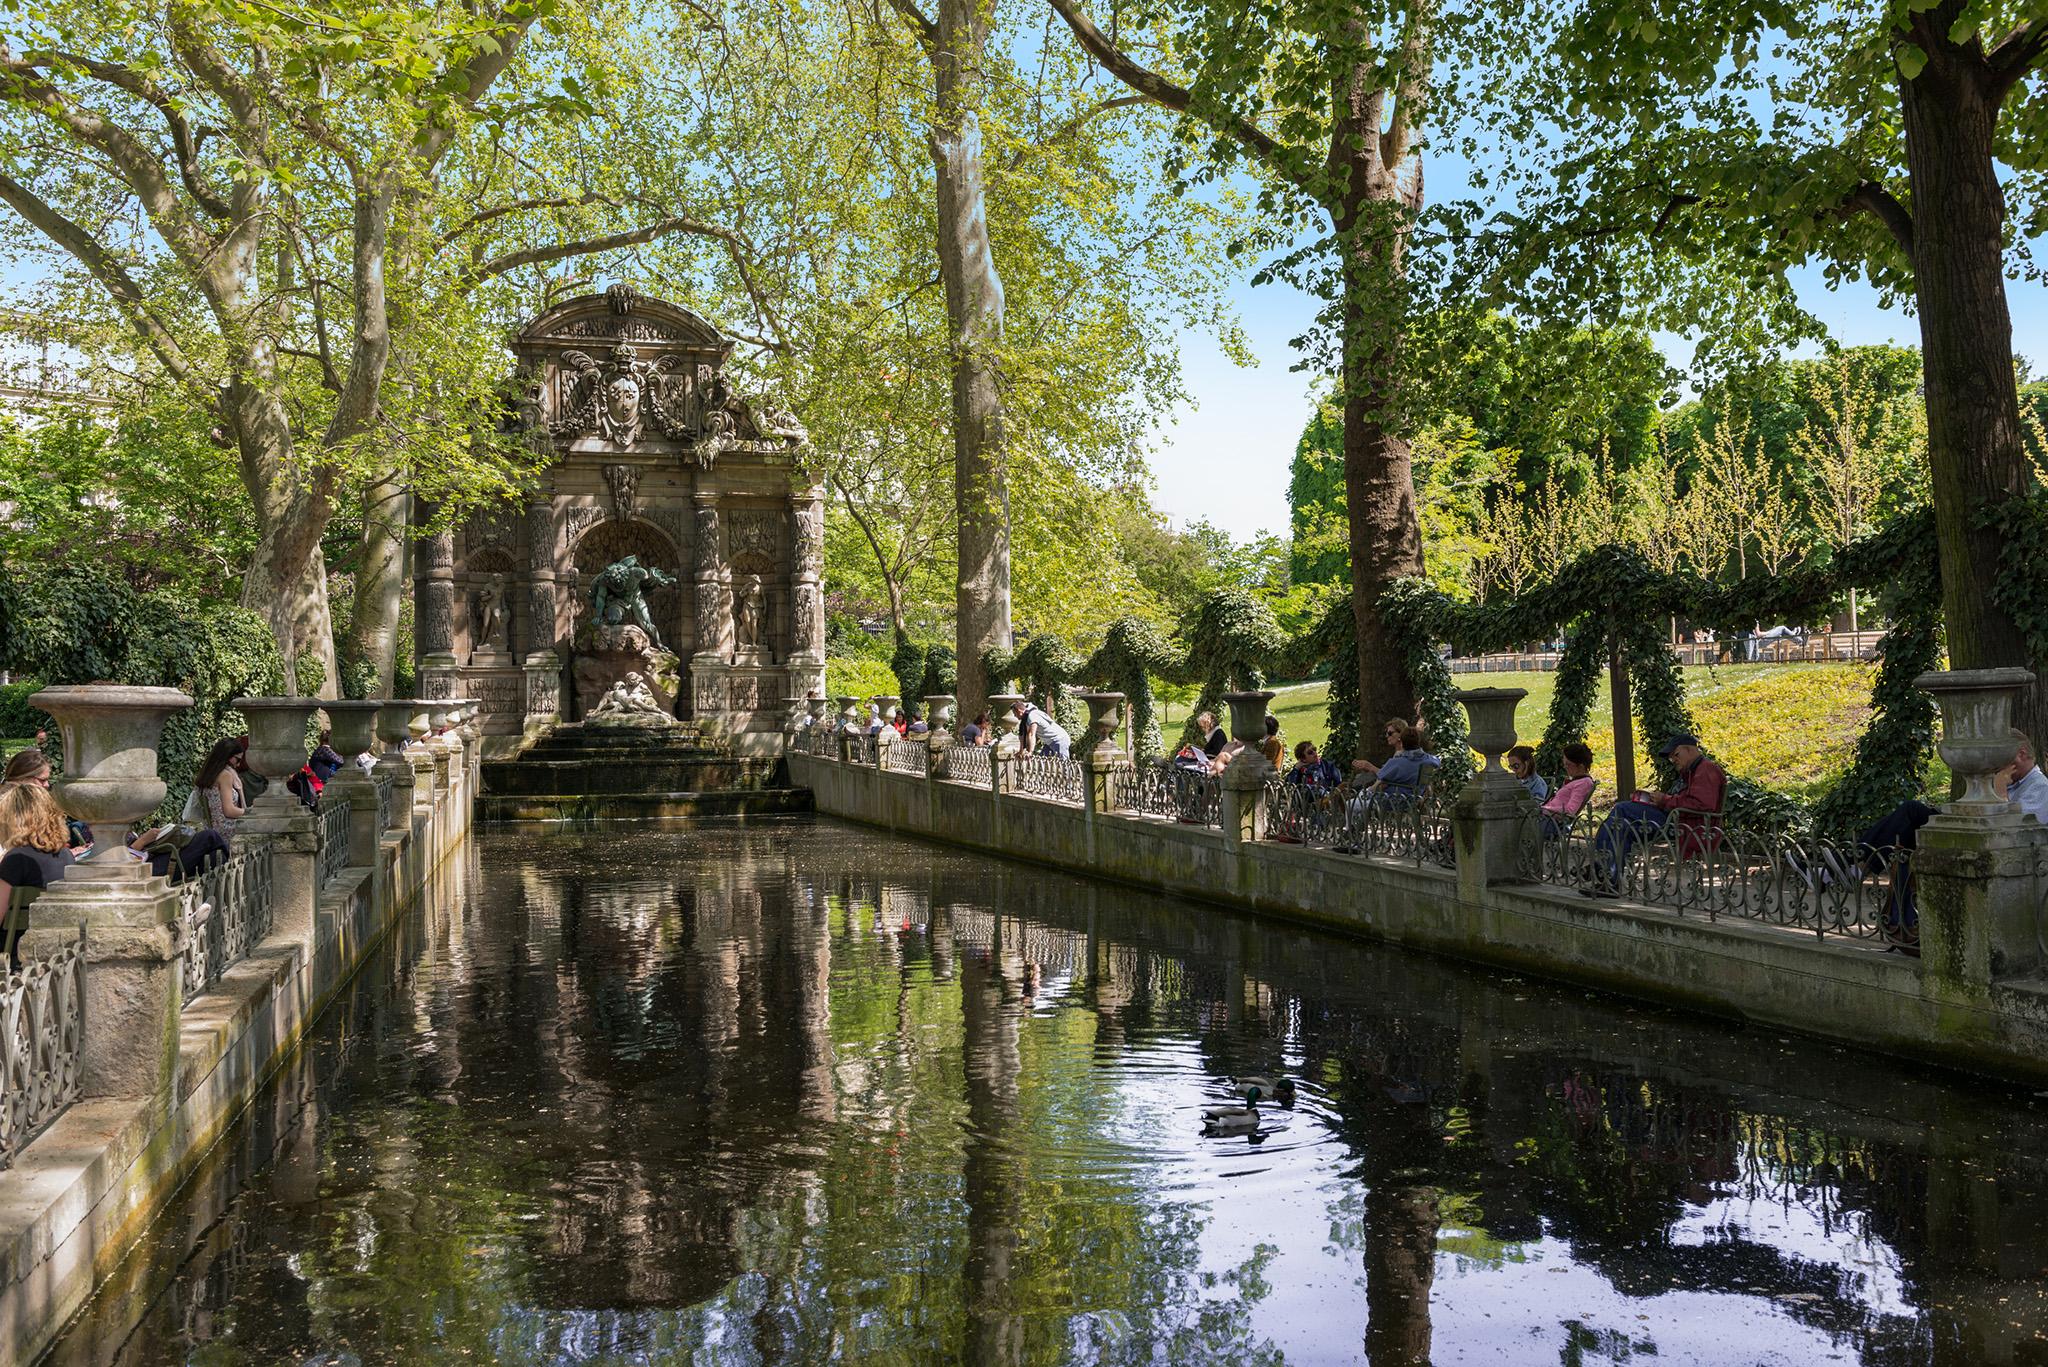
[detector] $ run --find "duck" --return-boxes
[1201,1102,1261,1136]
[1229,1075,1297,1106]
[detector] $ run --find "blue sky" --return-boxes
[1146,226,2048,545]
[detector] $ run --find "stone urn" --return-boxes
[1222,690,1274,745]
[233,696,325,811]
[322,701,383,772]
[808,696,831,729]
[1454,687,1526,775]
[1076,692,1126,763]
[988,694,1026,756]
[870,694,902,726]
[30,684,192,867]
[1915,667,2035,817]
[406,701,433,744]
[373,701,416,756]
[834,695,862,732]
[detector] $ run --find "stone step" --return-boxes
[476,787,813,824]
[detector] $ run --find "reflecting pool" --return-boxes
[42,818,2048,1365]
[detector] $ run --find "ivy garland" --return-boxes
[1380,509,1947,835]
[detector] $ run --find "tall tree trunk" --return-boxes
[229,376,339,696]
[1901,47,2045,744]
[342,471,409,695]
[928,0,1013,720]
[1333,64,1428,764]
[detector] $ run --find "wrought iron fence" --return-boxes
[1011,753,1087,806]
[946,744,993,788]
[885,738,931,776]
[1519,809,1911,942]
[798,726,836,758]
[0,927,85,1168]
[1113,761,1222,827]
[316,798,352,889]
[179,847,276,1000]
[845,732,875,766]
[1261,779,1456,867]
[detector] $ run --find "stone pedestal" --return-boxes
[1077,692,1130,815]
[1219,691,1275,851]
[20,866,183,1106]
[373,702,417,836]
[237,802,319,944]
[1452,687,1534,895]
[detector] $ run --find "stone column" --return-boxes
[23,686,191,1107]
[1912,668,2048,992]
[234,697,325,946]
[406,701,439,824]
[523,502,562,738]
[1451,687,1533,896]
[1218,690,1276,850]
[693,492,729,663]
[416,513,459,703]
[322,700,383,870]
[373,701,416,836]
[789,483,827,699]
[1077,692,1131,815]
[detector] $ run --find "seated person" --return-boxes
[1285,740,1345,790]
[1854,729,2042,945]
[1507,745,1548,801]
[1260,716,1285,769]
[1540,742,1599,837]
[4,746,93,849]
[960,711,989,746]
[1349,718,1411,782]
[1582,733,1725,896]
[1363,726,1441,804]
[0,783,76,967]
[1193,711,1229,763]
[127,823,231,881]
[308,730,345,784]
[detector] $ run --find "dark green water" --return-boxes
[40,818,2048,1365]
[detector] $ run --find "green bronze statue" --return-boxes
[589,554,677,649]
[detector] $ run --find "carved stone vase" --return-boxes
[233,697,326,812]
[374,701,416,755]
[1455,687,1527,775]
[834,695,862,731]
[1076,692,1126,763]
[1915,667,2035,817]
[987,694,1026,757]
[31,684,192,867]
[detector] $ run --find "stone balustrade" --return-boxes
[788,671,2048,1088]
[0,687,476,1365]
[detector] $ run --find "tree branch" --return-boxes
[884,0,940,49]
[1045,0,1304,189]
[437,192,613,249]
[0,169,201,393]
[1842,179,1914,256]
[1987,17,2048,98]
[23,48,231,219]
[1004,93,1147,168]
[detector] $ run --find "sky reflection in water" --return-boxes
[44,819,2048,1366]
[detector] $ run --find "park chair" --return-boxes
[3,883,43,969]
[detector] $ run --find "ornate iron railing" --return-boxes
[798,726,836,758]
[845,732,875,766]
[1011,753,1087,806]
[885,738,930,776]
[946,744,993,787]
[179,847,276,1000]
[1519,809,1911,942]
[1114,761,1222,827]
[1262,780,1456,867]
[315,797,352,889]
[0,927,85,1168]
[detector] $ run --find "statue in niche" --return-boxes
[589,555,677,649]
[733,575,765,650]
[602,462,640,520]
[472,574,510,655]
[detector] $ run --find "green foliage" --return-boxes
[920,644,957,697]
[0,563,285,819]
[890,637,929,703]
[1535,629,1603,777]
[1620,617,1699,790]
[0,679,50,741]
[1981,491,2048,668]
[826,655,899,702]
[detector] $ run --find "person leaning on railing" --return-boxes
[1580,734,1726,898]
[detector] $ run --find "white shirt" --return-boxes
[2012,765,2048,825]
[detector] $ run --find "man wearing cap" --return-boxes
[1582,733,1726,897]
[1013,698,1073,759]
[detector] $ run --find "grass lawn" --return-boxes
[1161,662,1938,805]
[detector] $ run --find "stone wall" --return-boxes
[0,736,477,1365]
[791,745,2048,1088]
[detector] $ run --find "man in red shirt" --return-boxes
[1582,733,1727,897]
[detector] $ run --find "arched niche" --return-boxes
[570,517,687,649]
[460,546,519,659]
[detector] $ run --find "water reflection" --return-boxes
[44,819,2048,1365]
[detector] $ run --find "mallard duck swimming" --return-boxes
[1229,1075,1296,1106]
[1201,1103,1261,1136]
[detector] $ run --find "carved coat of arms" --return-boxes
[552,344,691,448]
